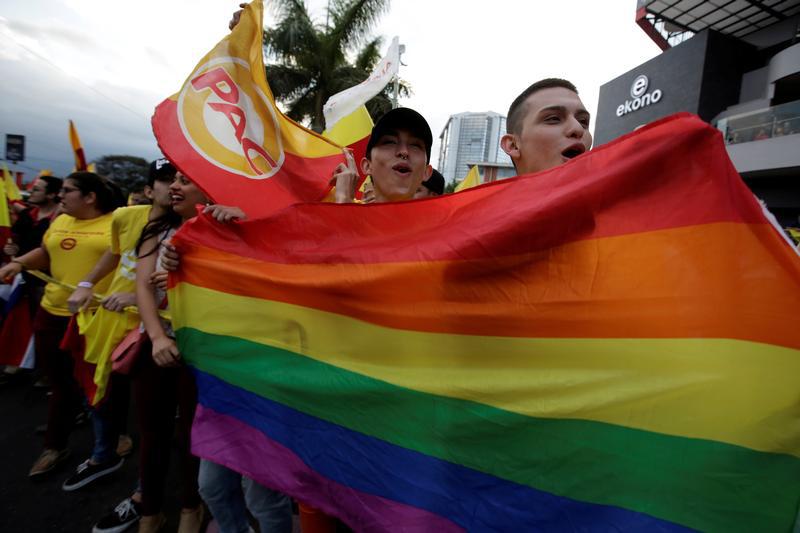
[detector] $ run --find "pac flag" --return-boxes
[152,0,346,219]
[69,120,88,171]
[169,113,800,532]
[454,164,480,192]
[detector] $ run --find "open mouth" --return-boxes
[392,162,412,176]
[561,144,586,160]
[170,194,184,204]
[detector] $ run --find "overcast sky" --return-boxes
[1,0,661,181]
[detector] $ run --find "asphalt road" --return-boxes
[0,370,186,533]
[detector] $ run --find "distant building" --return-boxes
[595,0,800,226]
[438,112,514,184]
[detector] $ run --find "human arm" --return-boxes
[202,204,247,223]
[0,246,49,282]
[67,249,120,313]
[228,3,247,30]
[100,292,137,312]
[330,150,359,204]
[136,237,179,367]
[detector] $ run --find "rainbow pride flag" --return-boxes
[170,113,800,532]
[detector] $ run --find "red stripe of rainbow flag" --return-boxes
[169,113,800,531]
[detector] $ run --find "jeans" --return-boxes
[90,399,118,464]
[198,459,292,533]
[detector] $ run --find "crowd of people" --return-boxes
[0,76,594,533]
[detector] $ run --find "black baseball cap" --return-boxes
[422,169,445,195]
[366,108,433,163]
[148,157,176,186]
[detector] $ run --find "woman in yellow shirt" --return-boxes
[0,171,124,477]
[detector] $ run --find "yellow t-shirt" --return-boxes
[107,205,152,294]
[82,205,152,402]
[41,213,115,316]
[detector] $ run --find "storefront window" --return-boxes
[717,100,800,144]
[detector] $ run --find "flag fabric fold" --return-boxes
[323,36,400,130]
[169,113,800,532]
[151,0,346,219]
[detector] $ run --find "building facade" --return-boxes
[595,0,800,227]
[437,112,514,184]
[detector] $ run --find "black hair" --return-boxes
[135,210,182,258]
[39,175,63,195]
[506,78,579,135]
[64,171,126,213]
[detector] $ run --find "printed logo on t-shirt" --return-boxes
[118,249,138,281]
[60,238,77,250]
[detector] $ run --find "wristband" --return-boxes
[10,259,27,271]
[77,281,94,289]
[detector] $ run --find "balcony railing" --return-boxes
[716,100,800,145]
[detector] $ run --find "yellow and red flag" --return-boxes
[2,163,22,202]
[323,105,373,197]
[0,172,10,232]
[455,165,481,192]
[69,120,88,171]
[151,0,345,218]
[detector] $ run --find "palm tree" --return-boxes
[263,0,409,132]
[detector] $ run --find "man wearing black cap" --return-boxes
[414,169,445,199]
[333,107,433,204]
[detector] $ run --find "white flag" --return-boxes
[323,36,400,129]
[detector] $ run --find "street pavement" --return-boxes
[0,371,182,532]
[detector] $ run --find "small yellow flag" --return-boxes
[0,176,10,229]
[455,165,481,192]
[2,163,22,202]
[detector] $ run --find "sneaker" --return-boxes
[29,448,70,478]
[62,457,124,491]
[116,435,134,457]
[92,497,141,533]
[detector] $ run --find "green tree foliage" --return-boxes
[444,179,458,194]
[263,0,409,132]
[94,155,149,196]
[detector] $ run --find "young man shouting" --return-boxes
[500,78,593,176]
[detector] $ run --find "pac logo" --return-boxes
[60,238,77,250]
[177,57,284,180]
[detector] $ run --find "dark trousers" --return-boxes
[34,308,83,451]
[132,337,200,515]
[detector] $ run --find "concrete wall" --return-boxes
[726,133,800,174]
